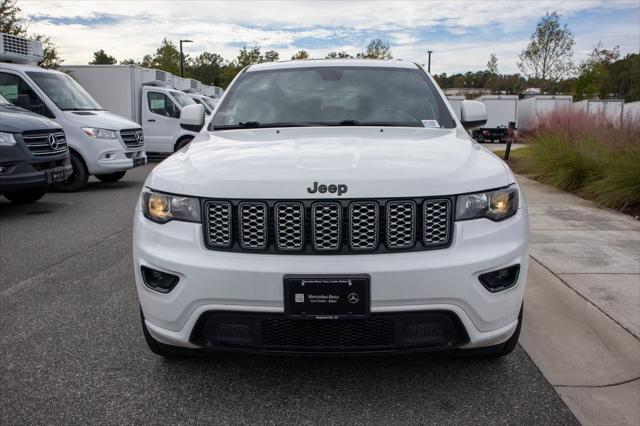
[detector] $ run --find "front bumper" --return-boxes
[134,206,528,351]
[0,157,72,191]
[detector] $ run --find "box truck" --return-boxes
[202,84,224,98]
[623,101,640,125]
[516,95,572,130]
[0,33,146,192]
[62,65,199,154]
[573,99,624,127]
[471,95,518,143]
[446,95,464,120]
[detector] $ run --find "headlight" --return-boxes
[456,185,518,221]
[82,127,117,139]
[142,190,201,224]
[0,132,16,146]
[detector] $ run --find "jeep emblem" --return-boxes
[307,181,348,196]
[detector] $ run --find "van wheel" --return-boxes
[95,171,126,183]
[174,136,193,152]
[3,187,47,204]
[140,308,201,358]
[51,153,88,192]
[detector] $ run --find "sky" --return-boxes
[20,0,640,75]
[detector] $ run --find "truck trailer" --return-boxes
[573,99,624,127]
[446,95,464,120]
[62,65,200,154]
[471,95,518,143]
[516,95,572,131]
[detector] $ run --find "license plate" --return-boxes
[49,168,66,183]
[133,157,146,167]
[284,275,370,318]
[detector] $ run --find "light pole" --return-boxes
[427,50,433,73]
[179,39,193,77]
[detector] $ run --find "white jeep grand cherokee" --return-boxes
[134,60,528,357]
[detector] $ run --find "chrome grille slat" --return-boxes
[312,202,342,251]
[239,202,268,249]
[349,202,379,250]
[203,198,451,254]
[21,130,67,156]
[423,199,452,246]
[205,201,232,247]
[275,202,304,250]
[386,201,416,249]
[120,128,144,148]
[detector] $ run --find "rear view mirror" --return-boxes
[460,100,487,130]
[180,104,205,132]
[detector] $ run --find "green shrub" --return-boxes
[517,108,640,213]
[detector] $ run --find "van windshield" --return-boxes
[211,66,455,130]
[27,71,102,111]
[170,90,196,108]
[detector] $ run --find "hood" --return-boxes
[147,127,511,198]
[63,110,140,130]
[0,106,61,133]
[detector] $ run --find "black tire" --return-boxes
[3,186,47,204]
[95,171,126,183]
[51,152,88,192]
[140,308,200,357]
[174,136,193,152]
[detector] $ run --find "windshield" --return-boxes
[0,93,10,105]
[212,66,455,129]
[190,96,212,114]
[203,97,218,110]
[27,71,102,111]
[170,90,196,108]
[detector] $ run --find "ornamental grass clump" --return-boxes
[521,108,640,213]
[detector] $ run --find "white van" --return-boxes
[0,33,146,191]
[62,65,199,154]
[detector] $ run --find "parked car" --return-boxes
[0,93,72,203]
[134,60,528,358]
[0,33,146,192]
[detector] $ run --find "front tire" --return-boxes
[174,136,193,152]
[3,186,47,204]
[51,152,88,192]
[95,171,126,183]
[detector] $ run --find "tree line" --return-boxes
[1,0,637,101]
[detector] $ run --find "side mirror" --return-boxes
[180,104,205,132]
[460,100,487,130]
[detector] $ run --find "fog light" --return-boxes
[479,265,520,293]
[141,266,179,293]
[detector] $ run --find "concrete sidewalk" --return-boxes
[517,176,640,425]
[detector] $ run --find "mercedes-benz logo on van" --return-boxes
[135,131,143,143]
[48,134,59,150]
[347,293,359,304]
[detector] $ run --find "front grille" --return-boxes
[203,197,453,254]
[20,130,67,156]
[120,128,144,148]
[190,311,469,353]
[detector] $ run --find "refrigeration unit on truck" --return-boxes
[516,95,572,131]
[202,84,224,98]
[0,33,146,191]
[446,95,464,120]
[62,65,199,154]
[173,76,202,94]
[471,95,518,143]
[573,99,624,127]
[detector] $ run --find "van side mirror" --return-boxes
[460,100,487,130]
[180,104,205,132]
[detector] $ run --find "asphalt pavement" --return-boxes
[0,164,578,424]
